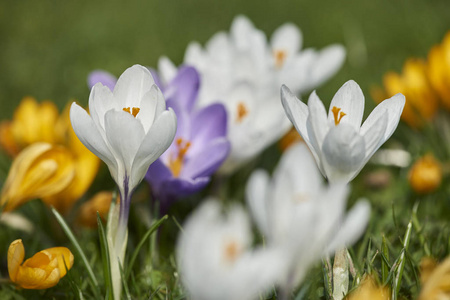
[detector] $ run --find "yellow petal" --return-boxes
[15,265,52,289]
[7,239,25,282]
[42,247,74,277]
[382,59,438,128]
[408,154,442,194]
[43,137,100,212]
[419,256,450,300]
[77,191,113,228]
[42,104,100,212]
[10,97,59,149]
[0,121,20,156]
[0,143,76,211]
[428,32,450,110]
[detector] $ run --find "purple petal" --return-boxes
[182,137,230,179]
[145,158,173,196]
[87,70,117,91]
[165,66,200,112]
[163,99,192,161]
[167,176,210,195]
[189,103,228,157]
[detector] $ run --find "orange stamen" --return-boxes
[168,138,191,177]
[274,49,287,69]
[236,102,248,123]
[122,107,140,117]
[223,240,240,263]
[331,106,346,126]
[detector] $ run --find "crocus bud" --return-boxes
[8,239,74,289]
[77,191,113,228]
[408,154,442,194]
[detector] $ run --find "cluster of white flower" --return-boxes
[71,15,404,300]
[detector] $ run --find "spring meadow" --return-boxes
[2,1,450,299]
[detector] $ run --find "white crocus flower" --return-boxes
[184,15,345,173]
[70,64,177,251]
[177,199,285,300]
[246,143,370,292]
[281,80,405,183]
[270,23,346,95]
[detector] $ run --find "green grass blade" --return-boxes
[392,220,413,300]
[126,215,168,279]
[381,235,390,283]
[97,212,114,300]
[411,201,431,256]
[51,207,100,294]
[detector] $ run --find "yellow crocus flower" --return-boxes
[428,32,450,111]
[0,98,99,212]
[0,143,75,211]
[41,105,100,212]
[0,97,59,156]
[8,239,74,290]
[77,191,113,228]
[419,256,450,300]
[380,58,439,128]
[408,154,442,194]
[346,275,389,300]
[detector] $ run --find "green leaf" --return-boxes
[97,212,114,300]
[381,235,390,283]
[125,215,168,279]
[392,220,413,300]
[51,207,100,297]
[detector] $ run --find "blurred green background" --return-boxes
[1,0,449,120]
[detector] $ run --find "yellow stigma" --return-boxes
[332,106,346,126]
[122,107,140,117]
[236,102,249,123]
[274,49,287,69]
[168,138,191,177]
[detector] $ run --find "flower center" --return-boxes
[168,138,191,177]
[236,102,248,123]
[223,240,240,264]
[273,49,287,69]
[331,106,346,126]
[122,107,140,118]
[294,193,309,203]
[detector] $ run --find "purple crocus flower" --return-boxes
[88,64,230,206]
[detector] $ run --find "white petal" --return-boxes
[89,83,115,130]
[309,45,346,89]
[307,91,329,151]
[245,170,271,237]
[158,56,177,84]
[230,15,256,50]
[184,42,205,67]
[136,85,166,133]
[131,109,177,189]
[277,143,323,197]
[326,200,371,254]
[70,103,118,176]
[328,80,364,130]
[361,93,405,142]
[362,111,388,160]
[321,123,365,183]
[113,65,155,109]
[104,110,145,184]
[280,86,314,152]
[271,23,302,56]
[315,183,349,241]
